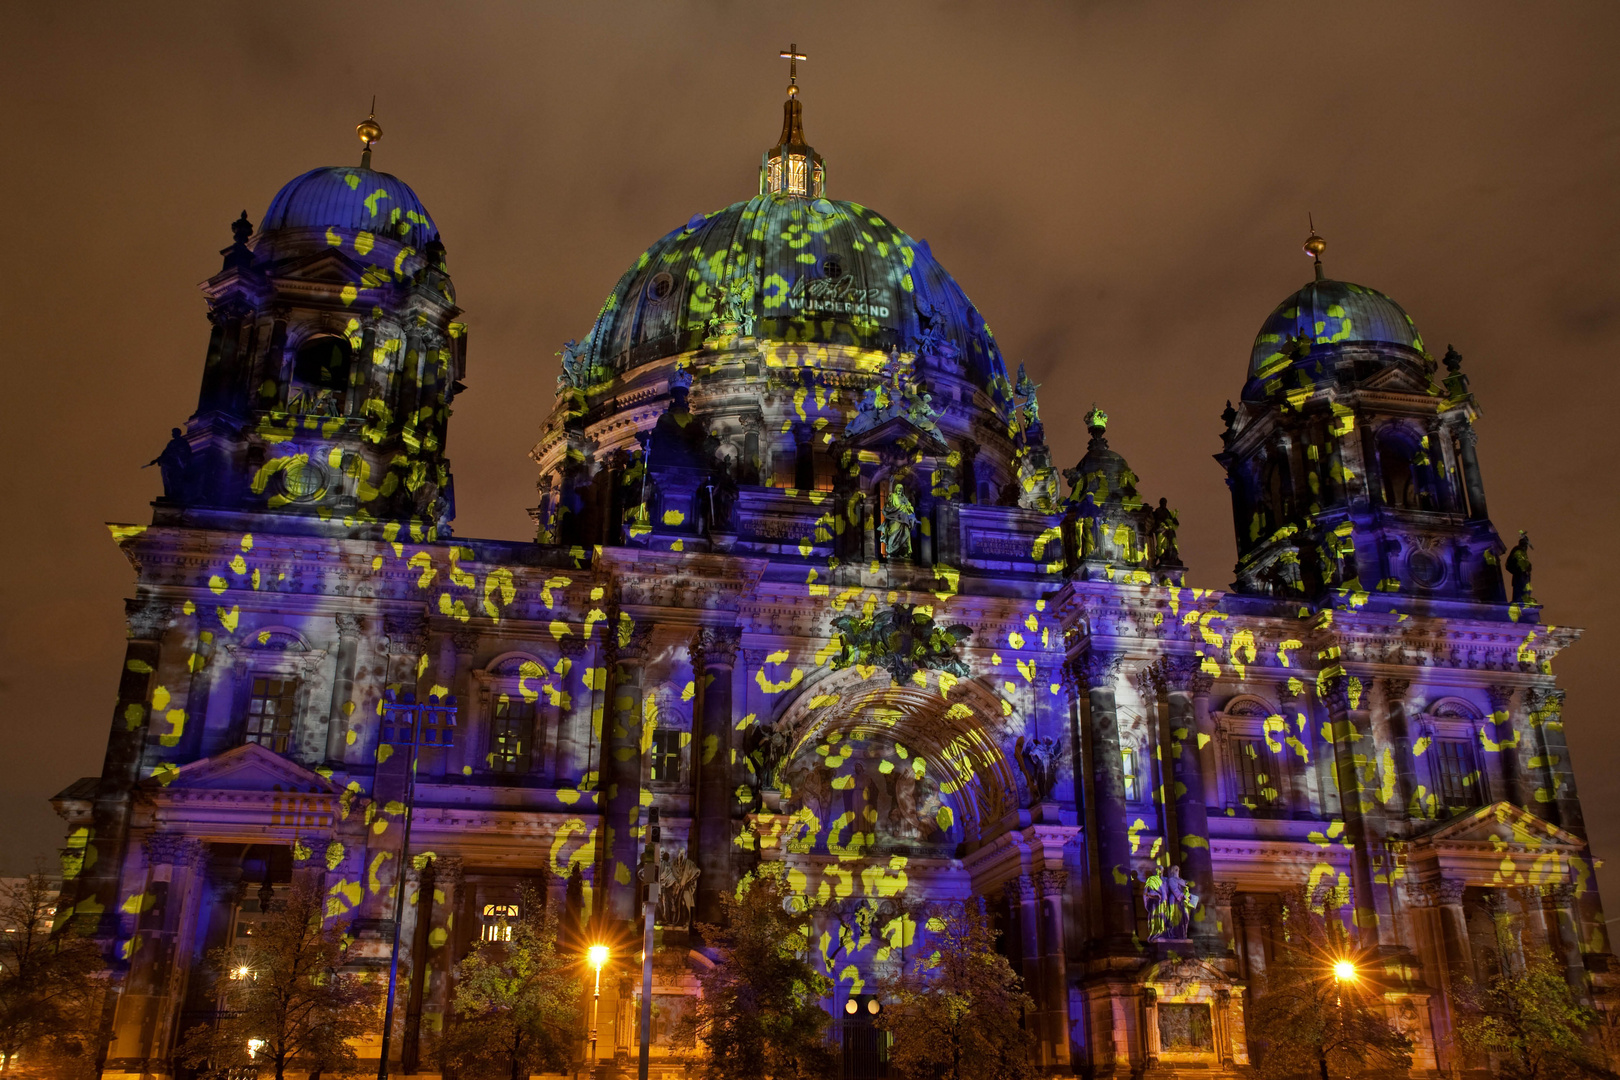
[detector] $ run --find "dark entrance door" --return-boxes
[841,994,887,1079]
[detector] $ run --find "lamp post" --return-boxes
[587,944,610,1080]
[375,690,456,1080]
[1329,958,1358,1080]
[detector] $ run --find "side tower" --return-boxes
[1217,230,1507,612]
[163,111,465,541]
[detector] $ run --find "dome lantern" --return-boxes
[357,98,382,170]
[761,43,824,198]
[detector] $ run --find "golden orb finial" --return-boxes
[1303,213,1326,280]
[357,97,382,168]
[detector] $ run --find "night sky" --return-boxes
[3,3,1617,902]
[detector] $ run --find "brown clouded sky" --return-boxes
[2,2,1617,897]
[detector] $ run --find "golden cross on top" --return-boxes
[779,42,807,87]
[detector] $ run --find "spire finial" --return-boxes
[1303,213,1326,282]
[779,42,807,97]
[357,97,382,169]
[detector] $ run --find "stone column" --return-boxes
[1004,877,1043,1046]
[325,613,364,764]
[1277,685,1313,817]
[1408,878,1470,1074]
[446,629,479,778]
[427,856,464,1044]
[1075,652,1135,950]
[1455,422,1489,521]
[1321,676,1389,946]
[1380,678,1417,820]
[1528,689,1581,833]
[402,857,437,1073]
[1036,869,1073,1068]
[1240,894,1276,984]
[554,637,591,783]
[1156,657,1220,948]
[1212,881,1239,959]
[603,623,653,924]
[1539,883,1587,998]
[1489,685,1538,811]
[692,627,740,928]
[1191,675,1220,820]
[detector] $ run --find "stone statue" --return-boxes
[1144,864,1200,940]
[749,720,791,790]
[656,849,700,928]
[556,338,591,390]
[1017,735,1060,803]
[1015,363,1041,428]
[883,485,917,560]
[1150,498,1181,565]
[145,428,192,499]
[1508,531,1534,603]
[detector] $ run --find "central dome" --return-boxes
[583,193,1007,391]
[1249,278,1425,379]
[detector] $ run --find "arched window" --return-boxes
[1377,430,1421,510]
[1262,456,1291,528]
[291,337,353,414]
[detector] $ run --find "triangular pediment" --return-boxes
[152,743,337,795]
[1415,800,1581,850]
[274,248,370,285]
[1361,364,1434,395]
[843,413,948,455]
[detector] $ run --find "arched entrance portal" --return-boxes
[753,669,1020,1065]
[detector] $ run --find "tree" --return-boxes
[174,877,378,1079]
[877,898,1034,1080]
[438,888,579,1080]
[677,865,835,1080]
[0,869,103,1077]
[1246,890,1413,1080]
[1454,950,1615,1080]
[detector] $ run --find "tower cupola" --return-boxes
[761,43,825,198]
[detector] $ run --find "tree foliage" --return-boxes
[0,870,102,1077]
[438,888,579,1080]
[677,866,835,1080]
[877,899,1034,1080]
[1246,891,1413,1080]
[174,877,377,1080]
[1454,950,1615,1080]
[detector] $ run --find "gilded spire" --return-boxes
[1303,213,1326,282]
[357,97,382,170]
[763,43,823,198]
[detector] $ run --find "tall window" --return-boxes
[650,730,682,783]
[481,903,519,942]
[1231,737,1283,810]
[1433,739,1481,814]
[245,677,298,753]
[290,337,353,415]
[490,696,534,775]
[1121,747,1141,802]
[1378,433,1421,510]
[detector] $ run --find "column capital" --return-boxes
[559,635,589,659]
[1382,676,1411,702]
[1319,675,1353,715]
[693,627,741,668]
[1213,881,1239,906]
[1073,652,1123,690]
[334,612,365,639]
[126,598,173,641]
[450,627,480,655]
[616,621,655,664]
[1035,869,1069,898]
[144,832,208,870]
[1407,878,1466,908]
[1539,882,1575,902]
[1153,654,1211,695]
[1002,874,1036,904]
[1526,687,1566,717]
[1487,684,1516,714]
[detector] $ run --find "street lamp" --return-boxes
[587,944,610,1080]
[1332,959,1357,984]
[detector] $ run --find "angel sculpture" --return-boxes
[883,485,918,560]
[1143,864,1200,940]
[556,338,591,390]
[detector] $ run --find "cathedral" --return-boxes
[57,54,1610,1079]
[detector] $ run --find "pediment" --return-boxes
[274,248,370,284]
[1415,800,1581,850]
[150,743,337,795]
[1361,364,1434,395]
[843,413,948,455]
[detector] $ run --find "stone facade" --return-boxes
[56,92,1611,1079]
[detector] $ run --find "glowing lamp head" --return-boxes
[232,965,252,981]
[1333,959,1357,982]
[587,944,609,969]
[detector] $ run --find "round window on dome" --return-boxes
[649,272,675,302]
[821,255,844,278]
